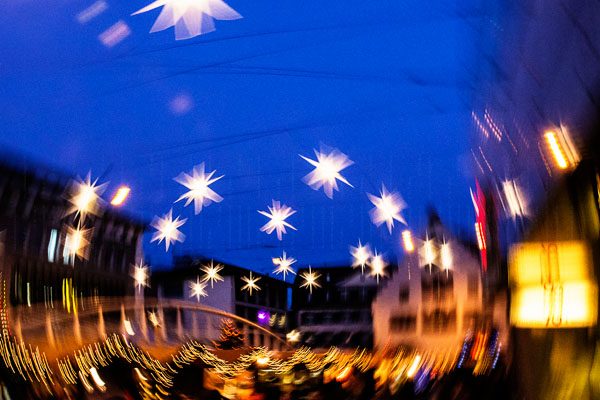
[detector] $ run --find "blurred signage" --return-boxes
[509,241,597,328]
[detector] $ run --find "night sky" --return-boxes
[0,0,482,276]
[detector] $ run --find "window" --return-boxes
[422,309,456,334]
[48,229,58,262]
[399,285,409,302]
[421,267,454,302]
[390,315,416,332]
[62,234,74,265]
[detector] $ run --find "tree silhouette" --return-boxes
[213,319,245,350]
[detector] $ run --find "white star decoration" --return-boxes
[66,173,107,220]
[200,260,224,288]
[241,272,261,296]
[189,276,208,301]
[299,266,321,294]
[132,261,150,292]
[174,163,224,215]
[300,147,354,199]
[350,240,372,274]
[258,200,297,240]
[132,0,242,40]
[272,251,297,280]
[150,209,187,251]
[369,251,387,283]
[367,184,407,234]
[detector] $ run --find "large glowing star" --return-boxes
[66,173,107,220]
[367,184,406,234]
[299,266,321,294]
[258,200,297,240]
[369,251,387,283]
[200,260,224,288]
[272,251,297,280]
[132,0,242,40]
[350,240,371,274]
[241,272,261,296]
[189,276,208,301]
[150,209,187,251]
[174,163,223,214]
[299,147,353,199]
[132,261,150,292]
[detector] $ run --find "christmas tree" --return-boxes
[213,318,245,350]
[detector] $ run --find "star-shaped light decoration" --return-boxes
[132,0,242,40]
[258,200,297,240]
[131,261,150,292]
[174,163,224,215]
[148,311,160,327]
[350,240,372,274]
[241,272,261,296]
[367,184,407,234]
[65,224,93,260]
[150,209,187,251]
[299,266,321,294]
[420,234,436,269]
[286,330,300,343]
[369,251,387,283]
[66,173,108,220]
[299,147,354,199]
[441,242,452,271]
[189,276,208,301]
[272,251,297,280]
[200,260,224,288]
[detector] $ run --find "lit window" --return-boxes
[48,229,58,262]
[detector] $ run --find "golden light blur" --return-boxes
[509,241,598,328]
[110,186,130,206]
[545,131,568,169]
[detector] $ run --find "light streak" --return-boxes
[110,187,130,206]
[402,230,414,252]
[545,131,568,169]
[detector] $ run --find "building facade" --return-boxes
[0,156,145,339]
[372,217,485,352]
[291,265,378,349]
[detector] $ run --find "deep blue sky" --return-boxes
[0,0,482,276]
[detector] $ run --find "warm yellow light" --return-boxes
[369,252,387,283]
[241,272,261,296]
[189,276,208,301]
[90,367,106,391]
[545,131,568,169]
[406,355,421,378]
[336,366,352,381]
[511,282,597,328]
[272,252,297,280]
[286,330,300,342]
[475,222,486,250]
[200,260,224,288]
[110,187,130,206]
[124,319,135,335]
[350,240,371,273]
[402,230,414,252]
[423,237,435,265]
[441,243,452,270]
[256,357,270,366]
[299,266,321,294]
[509,242,593,286]
[148,311,160,327]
